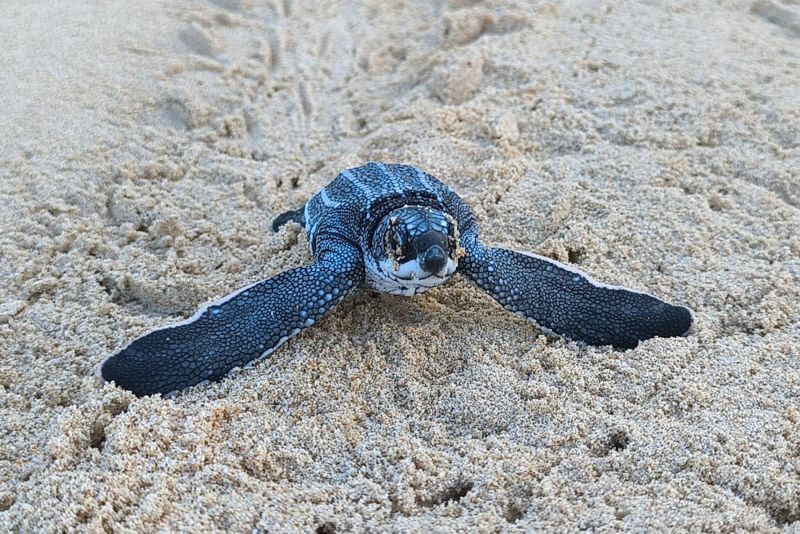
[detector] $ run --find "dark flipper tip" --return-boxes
[100,347,162,397]
[676,305,695,338]
[614,301,695,349]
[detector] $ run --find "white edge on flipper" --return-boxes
[99,275,356,396]
[511,249,696,338]
[303,200,312,240]
[159,330,303,399]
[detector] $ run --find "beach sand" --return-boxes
[1,0,799,531]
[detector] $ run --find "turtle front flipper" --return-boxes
[459,235,693,349]
[101,241,363,396]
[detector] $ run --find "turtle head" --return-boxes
[371,206,459,285]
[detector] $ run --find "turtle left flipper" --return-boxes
[459,233,693,349]
[101,240,363,396]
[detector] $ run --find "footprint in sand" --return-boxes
[180,22,225,58]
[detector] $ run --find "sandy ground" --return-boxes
[1,0,799,531]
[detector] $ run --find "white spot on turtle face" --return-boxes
[393,259,421,280]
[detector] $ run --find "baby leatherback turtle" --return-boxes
[101,162,693,396]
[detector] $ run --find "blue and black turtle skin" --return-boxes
[101,162,694,396]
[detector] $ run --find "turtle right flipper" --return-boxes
[101,240,363,397]
[459,234,693,349]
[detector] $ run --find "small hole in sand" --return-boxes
[420,481,473,508]
[567,249,583,264]
[0,493,15,512]
[440,481,473,505]
[766,502,799,526]
[505,503,525,523]
[90,424,107,451]
[609,430,629,452]
[99,276,115,296]
[316,522,336,534]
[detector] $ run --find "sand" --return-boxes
[1,0,799,531]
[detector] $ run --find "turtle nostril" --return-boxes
[421,245,447,274]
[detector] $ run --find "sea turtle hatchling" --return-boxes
[101,162,694,396]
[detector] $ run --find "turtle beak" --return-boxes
[419,245,448,277]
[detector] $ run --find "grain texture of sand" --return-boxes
[1,0,799,531]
